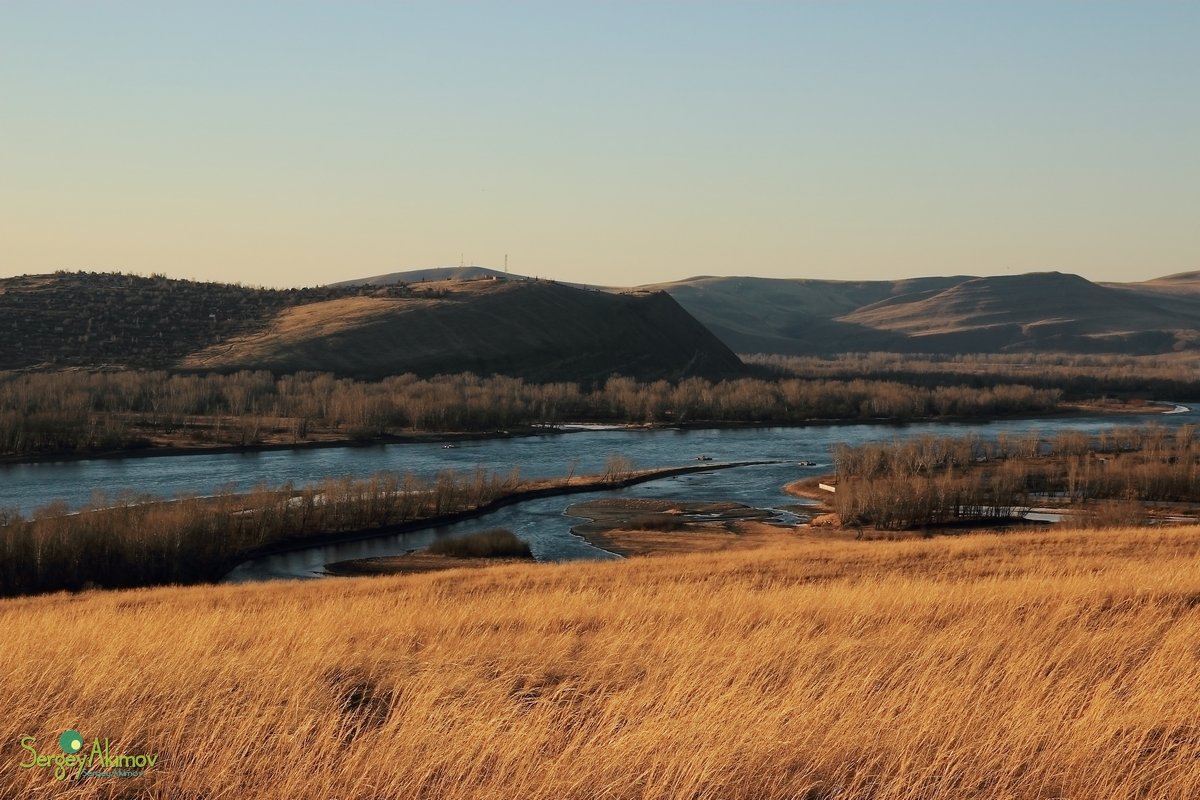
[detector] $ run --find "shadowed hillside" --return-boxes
[0,272,742,381]
[647,271,1200,355]
[183,278,744,381]
[644,275,965,354]
[839,272,1191,353]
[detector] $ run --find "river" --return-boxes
[1,407,1194,580]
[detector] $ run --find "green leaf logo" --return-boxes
[58,730,83,753]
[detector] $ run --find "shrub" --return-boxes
[627,514,693,532]
[427,529,533,559]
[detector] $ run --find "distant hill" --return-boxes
[0,271,743,381]
[1130,270,1200,291]
[645,271,1200,355]
[183,278,743,381]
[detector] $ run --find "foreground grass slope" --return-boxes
[5,526,1200,798]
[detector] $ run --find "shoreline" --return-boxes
[323,552,535,577]
[0,427,550,467]
[782,476,837,505]
[222,460,777,576]
[0,400,1179,467]
[563,498,788,558]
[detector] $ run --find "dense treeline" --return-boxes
[0,369,1061,456]
[749,352,1200,401]
[831,425,1200,529]
[0,467,524,596]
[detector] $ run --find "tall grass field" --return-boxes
[4,525,1200,798]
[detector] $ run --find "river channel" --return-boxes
[1,407,1193,580]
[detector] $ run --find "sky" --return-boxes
[2,1,1197,288]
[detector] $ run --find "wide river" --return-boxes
[1,406,1194,581]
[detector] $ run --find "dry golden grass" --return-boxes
[576,520,782,558]
[182,295,425,368]
[323,552,533,577]
[5,525,1200,798]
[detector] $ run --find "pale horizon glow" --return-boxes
[2,2,1197,288]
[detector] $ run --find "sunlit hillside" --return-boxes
[4,526,1200,799]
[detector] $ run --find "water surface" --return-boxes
[2,407,1193,581]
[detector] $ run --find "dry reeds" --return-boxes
[0,467,522,596]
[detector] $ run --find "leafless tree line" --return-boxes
[831,425,1200,529]
[0,467,521,597]
[0,369,1061,456]
[748,352,1200,400]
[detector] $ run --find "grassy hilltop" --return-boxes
[4,524,1200,799]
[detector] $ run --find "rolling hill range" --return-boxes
[6,268,1199,379]
[351,267,1200,356]
[643,271,1200,355]
[0,272,742,381]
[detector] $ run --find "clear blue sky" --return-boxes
[2,1,1196,287]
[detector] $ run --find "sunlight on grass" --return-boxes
[4,525,1200,798]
